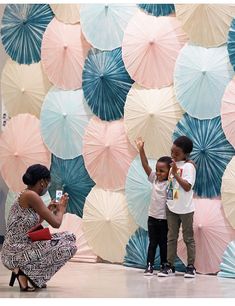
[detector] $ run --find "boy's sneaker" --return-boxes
[158,263,175,277]
[184,265,196,278]
[144,263,154,276]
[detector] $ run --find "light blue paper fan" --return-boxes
[40,87,92,160]
[125,157,156,231]
[174,44,234,119]
[218,240,235,279]
[80,4,137,51]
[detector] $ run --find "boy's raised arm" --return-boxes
[135,137,152,177]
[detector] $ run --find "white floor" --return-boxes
[1,260,235,298]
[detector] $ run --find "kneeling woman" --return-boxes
[1,164,77,291]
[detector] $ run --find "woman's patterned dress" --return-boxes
[1,194,77,288]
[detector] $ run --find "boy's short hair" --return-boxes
[157,156,172,168]
[173,136,193,154]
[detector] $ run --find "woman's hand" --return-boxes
[135,137,144,151]
[58,193,69,210]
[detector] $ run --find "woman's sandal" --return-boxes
[9,269,36,292]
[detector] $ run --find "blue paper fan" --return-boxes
[173,113,235,198]
[82,48,134,121]
[228,18,235,72]
[1,4,53,64]
[138,4,175,17]
[124,227,186,272]
[49,154,95,217]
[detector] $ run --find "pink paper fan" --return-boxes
[122,11,188,89]
[0,114,51,192]
[177,198,235,274]
[82,116,137,190]
[41,17,90,90]
[221,78,235,149]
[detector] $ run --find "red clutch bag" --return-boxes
[27,224,52,242]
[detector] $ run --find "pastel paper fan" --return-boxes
[125,157,156,230]
[82,116,137,190]
[80,4,137,51]
[221,157,235,230]
[122,11,188,89]
[0,114,51,192]
[82,186,137,263]
[40,87,92,159]
[218,240,235,279]
[1,59,51,118]
[221,78,235,149]
[175,4,235,47]
[174,44,233,119]
[177,198,235,274]
[41,18,90,90]
[124,83,184,159]
[50,4,80,24]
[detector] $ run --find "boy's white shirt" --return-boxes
[166,161,196,214]
[148,171,168,220]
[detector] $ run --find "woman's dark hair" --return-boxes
[173,136,193,154]
[157,156,172,169]
[22,164,50,186]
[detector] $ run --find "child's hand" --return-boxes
[135,137,144,150]
[170,160,178,176]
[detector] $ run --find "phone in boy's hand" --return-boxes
[56,190,63,203]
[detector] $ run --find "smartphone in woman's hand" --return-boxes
[56,190,63,203]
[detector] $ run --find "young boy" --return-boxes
[158,136,196,278]
[135,137,172,276]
